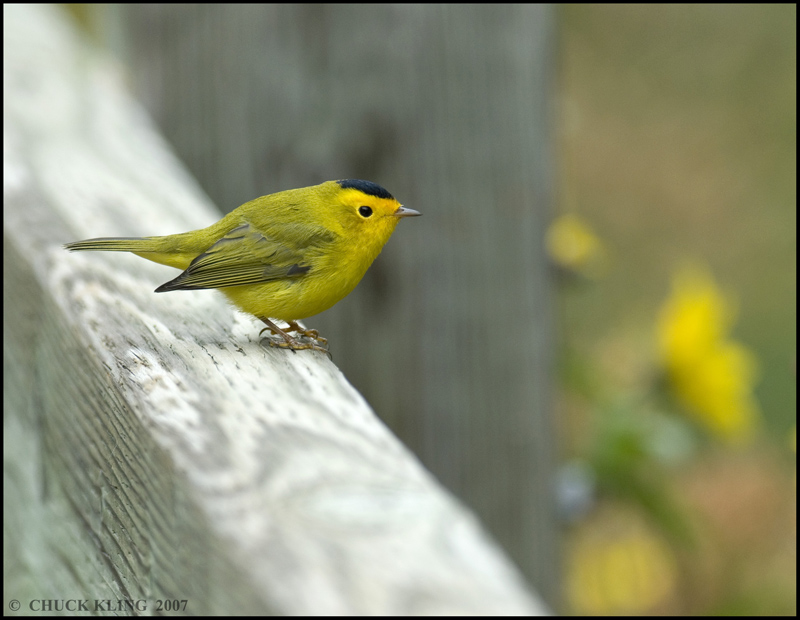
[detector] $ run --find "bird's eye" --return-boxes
[358,206,373,218]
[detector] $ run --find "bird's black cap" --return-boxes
[337,179,394,200]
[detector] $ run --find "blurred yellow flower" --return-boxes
[657,266,760,443]
[568,522,677,615]
[546,213,607,277]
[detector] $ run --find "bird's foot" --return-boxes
[258,318,330,357]
[283,321,328,346]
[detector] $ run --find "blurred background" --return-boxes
[66,4,795,614]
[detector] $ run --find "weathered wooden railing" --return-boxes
[4,5,547,614]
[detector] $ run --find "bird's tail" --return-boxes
[64,236,193,270]
[64,237,161,253]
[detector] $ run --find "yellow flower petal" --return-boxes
[657,265,760,443]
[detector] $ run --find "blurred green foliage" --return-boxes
[558,5,795,615]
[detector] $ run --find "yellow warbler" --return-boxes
[65,179,420,353]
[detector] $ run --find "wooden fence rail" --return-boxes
[3,5,547,615]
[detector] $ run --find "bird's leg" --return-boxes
[258,317,329,355]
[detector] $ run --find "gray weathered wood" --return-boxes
[3,5,548,615]
[115,5,560,604]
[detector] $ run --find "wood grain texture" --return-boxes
[3,5,547,615]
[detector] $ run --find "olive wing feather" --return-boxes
[155,221,335,292]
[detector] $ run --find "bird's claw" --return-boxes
[259,318,331,357]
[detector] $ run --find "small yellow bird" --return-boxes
[65,179,420,353]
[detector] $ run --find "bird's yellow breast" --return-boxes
[220,225,389,321]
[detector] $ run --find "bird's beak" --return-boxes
[394,205,422,218]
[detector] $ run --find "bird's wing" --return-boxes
[155,221,335,292]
